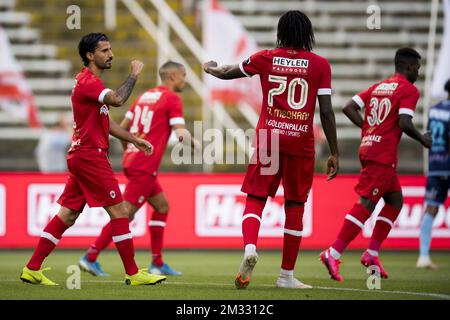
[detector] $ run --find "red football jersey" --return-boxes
[352,73,420,167]
[122,85,184,175]
[68,68,112,154]
[240,48,332,156]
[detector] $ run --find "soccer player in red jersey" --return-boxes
[204,11,339,289]
[79,61,199,276]
[320,48,432,282]
[20,33,166,286]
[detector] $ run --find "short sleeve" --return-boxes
[399,86,420,117]
[167,94,185,126]
[352,84,375,109]
[239,50,267,78]
[79,77,111,104]
[317,59,332,95]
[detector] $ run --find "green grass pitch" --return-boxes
[0,250,449,300]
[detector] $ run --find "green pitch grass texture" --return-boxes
[0,250,449,300]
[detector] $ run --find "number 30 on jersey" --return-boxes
[367,97,391,126]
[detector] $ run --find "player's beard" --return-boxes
[96,59,112,70]
[103,60,113,69]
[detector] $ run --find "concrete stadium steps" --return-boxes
[251,30,441,47]
[0,11,30,26]
[238,15,443,32]
[11,44,58,59]
[0,0,16,11]
[222,1,434,15]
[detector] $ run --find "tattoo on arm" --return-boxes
[116,75,137,105]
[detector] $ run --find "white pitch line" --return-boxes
[4,279,450,300]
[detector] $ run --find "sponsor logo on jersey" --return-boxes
[195,185,312,237]
[138,91,163,104]
[100,105,109,115]
[27,184,147,236]
[361,134,382,147]
[373,83,398,96]
[272,57,308,75]
[363,186,450,238]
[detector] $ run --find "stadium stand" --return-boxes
[0,0,444,173]
[0,0,202,171]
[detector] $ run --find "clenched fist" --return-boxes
[130,60,144,77]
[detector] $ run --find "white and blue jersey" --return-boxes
[425,100,450,206]
[427,100,450,176]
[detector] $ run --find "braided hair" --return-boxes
[276,10,315,51]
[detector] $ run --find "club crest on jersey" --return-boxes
[372,188,379,196]
[272,57,308,75]
[110,190,116,199]
[138,196,145,204]
[100,105,109,116]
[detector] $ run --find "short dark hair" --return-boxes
[394,48,421,71]
[78,33,109,66]
[445,79,450,94]
[276,11,315,51]
[158,61,184,81]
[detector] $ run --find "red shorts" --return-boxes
[123,168,163,208]
[241,151,314,202]
[355,159,401,203]
[57,149,122,212]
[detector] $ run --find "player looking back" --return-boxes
[417,79,450,270]
[20,33,166,286]
[79,61,199,276]
[320,48,432,281]
[204,10,339,289]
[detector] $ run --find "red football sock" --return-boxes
[27,215,69,270]
[86,222,112,262]
[149,211,168,267]
[369,204,400,252]
[111,217,138,275]
[281,205,304,271]
[242,195,267,247]
[332,203,371,254]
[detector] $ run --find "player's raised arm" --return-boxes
[203,61,246,80]
[399,114,432,148]
[104,60,144,107]
[109,118,153,155]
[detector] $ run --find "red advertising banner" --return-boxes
[0,173,449,249]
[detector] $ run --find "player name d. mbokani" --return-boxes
[268,107,310,120]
